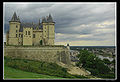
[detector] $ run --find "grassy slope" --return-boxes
[4,65,68,80]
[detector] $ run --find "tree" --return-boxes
[103,59,111,65]
[76,50,110,75]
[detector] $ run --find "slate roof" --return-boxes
[47,14,53,22]
[10,12,54,32]
[10,12,20,22]
[19,23,43,32]
[42,17,47,23]
[42,14,54,23]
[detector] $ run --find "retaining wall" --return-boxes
[4,46,71,65]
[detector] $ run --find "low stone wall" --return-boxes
[4,46,71,65]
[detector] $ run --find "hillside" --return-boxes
[4,65,67,80]
[4,57,88,79]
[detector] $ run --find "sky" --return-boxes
[3,2,116,46]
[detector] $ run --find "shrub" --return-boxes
[76,50,111,78]
[4,57,87,78]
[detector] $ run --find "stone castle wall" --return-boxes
[4,46,71,65]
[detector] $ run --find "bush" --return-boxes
[97,73,115,79]
[85,68,99,76]
[76,50,112,78]
[4,57,87,79]
[103,59,111,65]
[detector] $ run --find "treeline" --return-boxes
[76,50,115,79]
[4,57,87,79]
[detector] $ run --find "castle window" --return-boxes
[16,25,18,28]
[16,34,17,37]
[21,34,23,38]
[26,31,27,35]
[33,34,35,38]
[28,31,30,35]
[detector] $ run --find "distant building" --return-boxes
[6,12,55,46]
[70,50,79,62]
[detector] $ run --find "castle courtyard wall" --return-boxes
[4,46,71,65]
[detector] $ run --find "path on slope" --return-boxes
[57,62,102,79]
[57,62,89,76]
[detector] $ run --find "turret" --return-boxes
[10,12,20,23]
[47,14,55,45]
[47,14,53,23]
[42,17,47,23]
[42,14,55,45]
[8,12,21,45]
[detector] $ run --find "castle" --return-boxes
[6,12,55,46]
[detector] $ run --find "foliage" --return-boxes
[76,50,114,78]
[103,59,111,65]
[4,65,67,79]
[4,57,87,79]
[96,73,115,79]
[111,59,115,64]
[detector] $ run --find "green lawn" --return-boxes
[4,65,68,80]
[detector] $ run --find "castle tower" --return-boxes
[42,17,48,45]
[8,12,21,45]
[46,14,55,45]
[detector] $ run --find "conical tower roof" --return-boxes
[47,14,53,22]
[42,17,47,23]
[10,12,20,22]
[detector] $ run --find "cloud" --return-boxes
[3,33,6,42]
[3,2,116,46]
